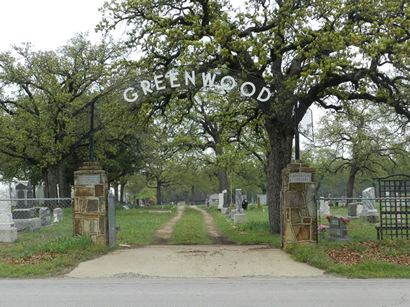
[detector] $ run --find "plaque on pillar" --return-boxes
[73,162,108,245]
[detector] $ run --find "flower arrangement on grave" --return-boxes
[318,224,328,232]
[325,215,350,225]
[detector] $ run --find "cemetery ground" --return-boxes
[286,206,410,278]
[0,204,409,278]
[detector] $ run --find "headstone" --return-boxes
[39,207,51,226]
[14,218,41,232]
[233,189,246,224]
[257,194,267,205]
[319,197,330,216]
[12,181,41,232]
[328,217,349,240]
[222,189,228,208]
[0,186,18,242]
[360,187,378,222]
[218,193,224,210]
[235,189,244,213]
[53,208,63,223]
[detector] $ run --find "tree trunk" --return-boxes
[156,181,162,205]
[57,162,71,198]
[191,185,195,205]
[264,119,294,234]
[215,144,230,204]
[346,164,359,201]
[43,162,71,198]
[114,183,119,202]
[120,179,127,203]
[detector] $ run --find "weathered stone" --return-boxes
[0,194,18,242]
[53,208,63,223]
[75,187,94,197]
[39,207,51,226]
[73,162,108,245]
[0,228,17,242]
[87,199,99,212]
[233,213,246,224]
[14,218,41,232]
[95,185,104,197]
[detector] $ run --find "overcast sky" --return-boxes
[0,0,106,51]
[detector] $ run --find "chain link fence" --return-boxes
[0,198,72,242]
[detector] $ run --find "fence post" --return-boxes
[108,192,116,248]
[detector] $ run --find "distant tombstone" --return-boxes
[12,181,41,231]
[218,193,224,210]
[362,187,376,212]
[319,197,330,216]
[222,190,228,208]
[235,189,243,213]
[361,187,378,222]
[39,207,51,226]
[53,208,64,223]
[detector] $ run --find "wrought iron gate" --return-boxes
[377,175,410,239]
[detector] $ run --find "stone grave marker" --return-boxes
[13,182,41,231]
[39,207,51,226]
[361,187,378,223]
[319,197,330,216]
[0,186,17,242]
[53,208,63,223]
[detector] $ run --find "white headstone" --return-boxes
[361,187,377,216]
[0,182,18,242]
[319,197,330,216]
[218,193,224,210]
[53,208,64,223]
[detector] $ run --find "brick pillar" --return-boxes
[73,162,108,245]
[281,161,317,248]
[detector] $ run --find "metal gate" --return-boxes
[377,175,410,239]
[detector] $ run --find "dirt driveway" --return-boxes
[66,245,324,278]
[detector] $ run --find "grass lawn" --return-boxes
[286,206,410,278]
[0,208,108,278]
[116,205,177,246]
[170,207,211,244]
[209,206,281,247]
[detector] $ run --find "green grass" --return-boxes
[116,205,177,245]
[209,206,280,246]
[287,205,410,278]
[170,207,211,244]
[0,208,108,278]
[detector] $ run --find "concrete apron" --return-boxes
[66,245,324,278]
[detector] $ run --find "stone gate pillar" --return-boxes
[281,161,317,248]
[73,162,108,245]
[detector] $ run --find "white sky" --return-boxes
[0,0,106,51]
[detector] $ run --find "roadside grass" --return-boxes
[287,205,410,278]
[116,205,177,246]
[170,207,211,244]
[208,206,281,247]
[0,208,108,278]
